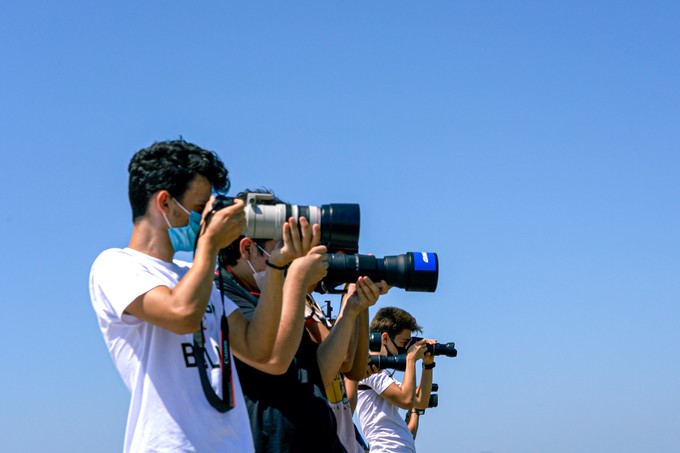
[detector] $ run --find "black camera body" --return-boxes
[212,194,235,211]
[428,383,439,408]
[213,193,360,254]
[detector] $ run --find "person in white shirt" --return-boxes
[90,139,326,452]
[347,307,436,453]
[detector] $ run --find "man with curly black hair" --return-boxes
[89,140,325,453]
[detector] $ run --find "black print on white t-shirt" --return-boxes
[181,342,221,369]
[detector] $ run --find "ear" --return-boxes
[239,237,254,259]
[381,332,390,344]
[154,190,173,216]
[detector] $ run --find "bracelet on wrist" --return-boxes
[265,260,289,271]
[422,362,436,370]
[412,409,425,415]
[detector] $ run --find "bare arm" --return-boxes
[316,277,380,388]
[233,245,328,372]
[406,410,420,438]
[414,340,436,409]
[340,302,368,379]
[232,220,327,368]
[378,340,427,410]
[125,200,245,334]
[342,281,389,380]
[345,376,359,413]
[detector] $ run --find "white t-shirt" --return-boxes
[90,248,254,453]
[356,370,416,453]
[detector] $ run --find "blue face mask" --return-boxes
[163,198,202,252]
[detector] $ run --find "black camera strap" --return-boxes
[192,249,235,413]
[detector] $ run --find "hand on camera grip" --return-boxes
[202,197,246,250]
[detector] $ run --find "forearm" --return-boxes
[406,410,420,438]
[345,377,358,413]
[414,368,434,409]
[240,267,286,361]
[256,267,310,369]
[400,358,419,409]
[316,303,360,388]
[342,308,369,380]
[160,242,219,332]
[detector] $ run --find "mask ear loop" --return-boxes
[256,243,271,258]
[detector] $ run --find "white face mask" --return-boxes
[246,244,271,290]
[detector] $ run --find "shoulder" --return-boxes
[90,248,176,320]
[216,269,258,319]
[361,369,395,394]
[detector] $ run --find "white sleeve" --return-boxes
[89,249,167,322]
[362,370,397,395]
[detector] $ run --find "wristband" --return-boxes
[412,409,425,415]
[265,260,289,271]
[422,362,436,370]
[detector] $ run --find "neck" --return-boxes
[128,218,175,262]
[229,260,258,292]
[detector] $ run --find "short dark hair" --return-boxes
[128,139,229,223]
[218,188,284,267]
[369,306,423,338]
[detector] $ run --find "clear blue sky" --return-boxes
[2,2,679,452]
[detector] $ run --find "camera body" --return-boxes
[214,193,360,254]
[428,383,439,408]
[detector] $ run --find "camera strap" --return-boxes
[192,254,235,413]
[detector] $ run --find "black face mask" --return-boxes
[387,336,407,356]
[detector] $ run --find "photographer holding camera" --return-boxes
[89,140,319,452]
[347,307,436,452]
[217,189,384,453]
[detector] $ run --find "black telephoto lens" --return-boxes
[428,394,438,409]
[320,204,360,254]
[369,355,407,371]
[324,251,439,292]
[369,332,382,352]
[411,337,457,357]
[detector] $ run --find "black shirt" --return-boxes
[216,268,347,453]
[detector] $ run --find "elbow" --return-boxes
[343,368,365,382]
[169,320,201,335]
[397,396,414,410]
[247,348,271,365]
[168,307,203,335]
[249,357,291,376]
[267,360,290,375]
[414,401,428,410]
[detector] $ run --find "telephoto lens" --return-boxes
[213,193,360,254]
[410,337,457,358]
[368,332,382,352]
[323,251,439,292]
[369,354,407,371]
